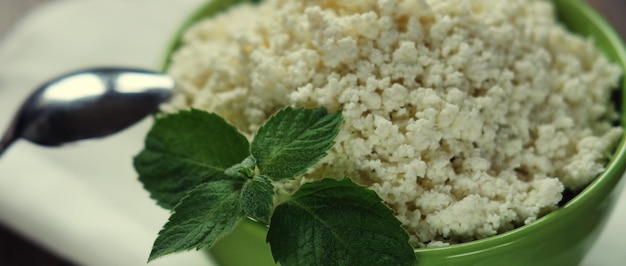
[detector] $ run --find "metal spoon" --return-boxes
[0,67,175,157]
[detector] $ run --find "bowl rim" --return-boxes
[159,0,262,70]
[158,0,626,255]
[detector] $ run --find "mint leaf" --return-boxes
[252,107,342,181]
[267,178,415,266]
[134,109,249,209]
[241,176,274,224]
[149,179,244,261]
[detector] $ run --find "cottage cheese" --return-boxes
[164,0,623,246]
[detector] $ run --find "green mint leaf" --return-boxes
[149,179,245,261]
[266,178,416,266]
[134,109,250,209]
[251,107,342,181]
[240,175,274,224]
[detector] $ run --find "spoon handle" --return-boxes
[0,117,19,157]
[0,106,20,157]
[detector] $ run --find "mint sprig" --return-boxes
[134,107,416,265]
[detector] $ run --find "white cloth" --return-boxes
[0,1,623,265]
[0,1,213,265]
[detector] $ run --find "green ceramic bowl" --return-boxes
[160,0,626,265]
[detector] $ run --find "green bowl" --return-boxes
[161,0,626,265]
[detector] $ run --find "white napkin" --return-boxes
[0,1,214,265]
[0,1,624,266]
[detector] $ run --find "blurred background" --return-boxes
[0,0,624,265]
[0,1,50,41]
[0,0,69,263]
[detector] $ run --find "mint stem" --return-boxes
[225,156,257,179]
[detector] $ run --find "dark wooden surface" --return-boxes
[0,0,623,265]
[0,226,73,265]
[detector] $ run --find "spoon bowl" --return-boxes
[0,67,174,156]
